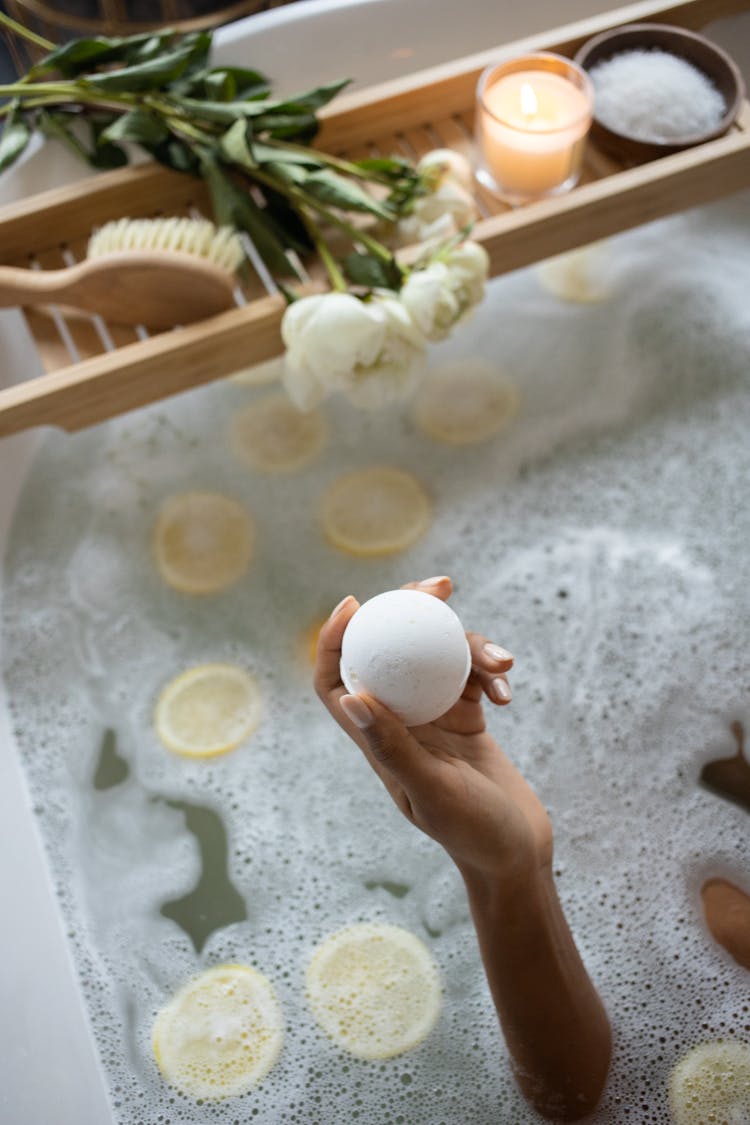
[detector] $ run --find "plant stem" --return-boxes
[300,208,347,291]
[0,11,54,52]
[245,161,394,262]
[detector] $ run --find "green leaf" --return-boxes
[0,102,31,173]
[304,169,394,220]
[99,108,168,146]
[219,119,255,168]
[270,79,350,113]
[252,112,318,142]
[201,67,270,102]
[344,251,403,290]
[201,154,298,278]
[354,155,413,177]
[38,109,127,169]
[249,141,323,167]
[31,30,176,78]
[145,137,199,174]
[262,160,308,186]
[85,32,211,92]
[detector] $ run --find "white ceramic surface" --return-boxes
[0,3,748,1124]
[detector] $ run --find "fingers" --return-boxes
[314,595,359,700]
[401,575,453,601]
[466,632,514,706]
[339,692,440,792]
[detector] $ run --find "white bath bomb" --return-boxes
[340,589,472,726]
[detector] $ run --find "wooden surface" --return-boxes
[0,0,748,437]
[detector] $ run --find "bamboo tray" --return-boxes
[0,0,748,437]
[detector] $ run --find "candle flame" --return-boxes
[520,81,538,118]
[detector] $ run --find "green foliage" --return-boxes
[0,23,431,294]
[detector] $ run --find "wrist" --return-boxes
[458,855,556,924]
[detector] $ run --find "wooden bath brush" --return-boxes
[0,217,243,329]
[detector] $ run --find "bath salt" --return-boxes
[589,48,726,142]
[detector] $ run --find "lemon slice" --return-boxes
[300,617,326,666]
[412,359,519,445]
[230,393,328,474]
[321,467,431,557]
[536,242,612,303]
[668,1040,750,1124]
[154,491,254,595]
[155,663,261,757]
[153,963,283,1099]
[305,922,441,1059]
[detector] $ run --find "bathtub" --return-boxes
[1,3,749,1124]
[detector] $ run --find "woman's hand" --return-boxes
[314,576,553,885]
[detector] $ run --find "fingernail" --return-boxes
[328,595,352,621]
[417,575,450,588]
[484,642,514,663]
[491,677,512,703]
[340,693,374,729]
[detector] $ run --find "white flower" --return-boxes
[281,291,426,410]
[445,240,490,311]
[400,240,490,342]
[400,261,460,341]
[417,148,474,191]
[395,176,477,248]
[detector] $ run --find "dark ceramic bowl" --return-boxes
[574,23,745,162]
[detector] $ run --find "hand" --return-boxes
[314,576,552,884]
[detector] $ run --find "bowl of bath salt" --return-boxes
[574,22,744,161]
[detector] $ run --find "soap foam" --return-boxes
[2,192,750,1123]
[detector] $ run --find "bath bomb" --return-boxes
[340,589,472,726]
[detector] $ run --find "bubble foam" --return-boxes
[3,192,750,1123]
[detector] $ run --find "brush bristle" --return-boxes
[87,218,245,275]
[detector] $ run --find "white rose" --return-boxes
[445,240,490,311]
[400,261,460,342]
[400,240,489,343]
[281,291,426,410]
[394,177,477,248]
[393,210,456,249]
[417,148,474,191]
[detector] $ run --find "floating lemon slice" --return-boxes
[300,617,326,666]
[321,467,431,557]
[412,359,519,445]
[230,393,328,474]
[536,242,612,304]
[155,663,262,757]
[153,963,283,1099]
[668,1040,750,1124]
[305,922,441,1059]
[154,491,254,595]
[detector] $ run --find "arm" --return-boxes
[315,576,611,1121]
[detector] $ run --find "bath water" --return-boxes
[3,191,750,1123]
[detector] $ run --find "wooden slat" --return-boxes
[0,294,292,437]
[0,163,210,263]
[475,111,750,275]
[316,0,750,151]
[0,0,748,437]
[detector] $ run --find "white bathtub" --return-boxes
[1,3,749,1124]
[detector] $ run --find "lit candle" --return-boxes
[476,53,594,202]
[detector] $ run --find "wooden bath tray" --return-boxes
[0,0,748,437]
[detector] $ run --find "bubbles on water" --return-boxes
[2,193,750,1123]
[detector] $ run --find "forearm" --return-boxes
[462,863,611,1121]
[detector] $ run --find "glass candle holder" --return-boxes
[475,53,594,204]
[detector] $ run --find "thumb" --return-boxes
[339,692,436,791]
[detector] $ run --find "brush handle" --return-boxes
[0,264,86,307]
